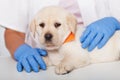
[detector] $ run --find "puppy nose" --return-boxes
[44,33,53,41]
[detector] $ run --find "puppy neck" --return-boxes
[63,32,75,44]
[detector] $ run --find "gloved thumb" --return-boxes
[35,48,47,56]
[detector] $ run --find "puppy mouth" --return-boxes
[44,43,59,50]
[46,44,55,47]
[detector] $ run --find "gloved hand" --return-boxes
[80,17,120,51]
[14,44,47,73]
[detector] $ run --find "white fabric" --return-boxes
[78,0,120,26]
[0,0,28,32]
[0,0,120,32]
[0,26,10,56]
[1,57,120,80]
[59,0,83,25]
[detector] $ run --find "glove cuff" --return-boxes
[109,17,120,30]
[14,44,31,61]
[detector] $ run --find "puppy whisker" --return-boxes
[36,30,40,36]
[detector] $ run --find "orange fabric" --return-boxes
[63,32,75,44]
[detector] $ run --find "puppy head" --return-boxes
[30,6,77,50]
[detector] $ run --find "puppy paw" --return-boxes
[55,62,74,75]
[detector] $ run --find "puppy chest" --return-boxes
[48,51,64,66]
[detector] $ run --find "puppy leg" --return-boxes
[55,53,89,75]
[43,56,52,66]
[55,42,90,75]
[55,56,74,75]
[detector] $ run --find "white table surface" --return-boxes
[0,56,120,80]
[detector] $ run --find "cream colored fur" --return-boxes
[30,6,120,75]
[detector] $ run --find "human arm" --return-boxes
[4,28,47,72]
[4,28,25,57]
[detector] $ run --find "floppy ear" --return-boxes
[67,14,77,34]
[30,19,36,38]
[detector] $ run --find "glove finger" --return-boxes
[98,35,109,49]
[35,48,47,56]
[34,54,46,70]
[82,32,97,49]
[27,56,39,72]
[21,59,31,73]
[80,28,90,43]
[17,62,23,72]
[88,33,104,51]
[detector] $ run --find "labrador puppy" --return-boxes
[30,6,120,75]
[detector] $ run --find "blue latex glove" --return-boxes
[80,17,120,51]
[14,44,47,73]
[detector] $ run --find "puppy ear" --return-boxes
[30,19,36,38]
[67,14,77,34]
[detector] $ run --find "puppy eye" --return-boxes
[54,22,61,28]
[39,23,45,28]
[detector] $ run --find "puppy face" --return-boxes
[30,6,77,50]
